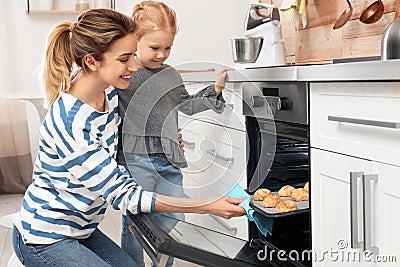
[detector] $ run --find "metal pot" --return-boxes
[381,17,400,60]
[231,37,263,63]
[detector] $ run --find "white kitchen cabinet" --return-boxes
[178,82,248,240]
[312,149,400,267]
[370,162,400,267]
[310,82,400,167]
[311,149,371,266]
[310,82,400,266]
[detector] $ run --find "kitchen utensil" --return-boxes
[280,0,299,26]
[231,37,264,63]
[333,0,353,29]
[299,0,307,28]
[360,0,384,24]
[381,7,400,60]
[231,3,286,68]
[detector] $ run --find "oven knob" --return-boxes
[251,96,265,107]
[280,97,290,110]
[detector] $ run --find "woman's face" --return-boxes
[96,33,138,89]
[136,30,174,69]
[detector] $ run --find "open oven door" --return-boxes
[129,213,304,267]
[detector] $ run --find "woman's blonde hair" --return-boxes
[131,1,178,39]
[41,9,136,108]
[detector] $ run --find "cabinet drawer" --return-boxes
[310,82,400,166]
[180,118,246,176]
[182,82,245,131]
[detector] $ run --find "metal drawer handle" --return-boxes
[328,115,400,129]
[363,174,379,255]
[206,149,234,163]
[350,172,364,250]
[183,140,195,148]
[209,214,238,235]
[225,103,234,109]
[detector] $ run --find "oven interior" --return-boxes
[245,116,311,267]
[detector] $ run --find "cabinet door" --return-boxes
[310,82,400,167]
[369,163,400,267]
[311,148,371,266]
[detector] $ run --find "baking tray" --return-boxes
[250,192,309,218]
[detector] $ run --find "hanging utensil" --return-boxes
[333,0,353,29]
[360,0,384,24]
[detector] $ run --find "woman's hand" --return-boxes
[214,66,234,95]
[154,195,246,219]
[206,196,246,219]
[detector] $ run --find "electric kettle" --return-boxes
[381,17,400,60]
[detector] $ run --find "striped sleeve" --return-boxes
[61,144,154,214]
[50,98,155,214]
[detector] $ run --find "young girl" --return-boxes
[116,1,233,266]
[12,8,244,267]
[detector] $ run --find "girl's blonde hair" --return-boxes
[41,9,136,108]
[131,1,178,39]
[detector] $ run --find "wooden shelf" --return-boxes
[26,0,116,14]
[26,10,88,15]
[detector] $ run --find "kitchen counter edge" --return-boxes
[180,59,400,82]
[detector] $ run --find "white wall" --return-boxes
[0,0,253,97]
[0,1,83,97]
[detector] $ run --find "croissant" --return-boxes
[304,182,309,192]
[291,188,309,201]
[278,185,295,197]
[262,194,282,208]
[253,188,271,201]
[276,200,297,213]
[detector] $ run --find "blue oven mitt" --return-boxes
[225,183,273,236]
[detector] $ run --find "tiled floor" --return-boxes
[0,194,201,267]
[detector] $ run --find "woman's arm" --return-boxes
[154,195,246,219]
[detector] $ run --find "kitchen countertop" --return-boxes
[180,59,400,82]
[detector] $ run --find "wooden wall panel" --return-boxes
[343,34,382,58]
[296,24,343,62]
[259,0,399,64]
[343,12,396,39]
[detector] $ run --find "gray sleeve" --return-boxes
[177,84,226,116]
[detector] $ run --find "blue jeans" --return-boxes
[12,225,138,267]
[117,152,185,267]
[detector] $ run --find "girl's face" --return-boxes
[136,30,174,69]
[96,33,138,89]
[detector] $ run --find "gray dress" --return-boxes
[117,64,225,168]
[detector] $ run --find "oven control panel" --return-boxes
[242,82,308,125]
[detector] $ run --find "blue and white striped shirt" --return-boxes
[14,88,156,244]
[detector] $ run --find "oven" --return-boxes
[128,81,311,267]
[243,81,311,267]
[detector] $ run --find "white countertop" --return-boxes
[180,59,400,82]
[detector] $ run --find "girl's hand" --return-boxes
[178,128,185,153]
[214,66,234,95]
